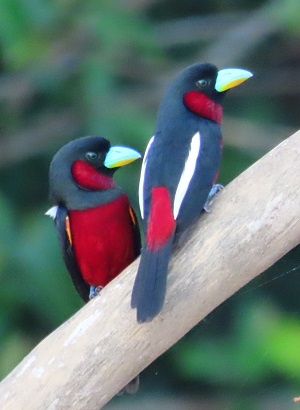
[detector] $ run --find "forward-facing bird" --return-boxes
[46,136,141,302]
[131,63,252,322]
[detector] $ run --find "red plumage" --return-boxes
[48,136,141,303]
[146,187,175,251]
[69,195,137,287]
[72,160,115,190]
[183,91,223,125]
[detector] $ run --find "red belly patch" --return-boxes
[69,195,136,287]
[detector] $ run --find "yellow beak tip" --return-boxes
[215,68,253,92]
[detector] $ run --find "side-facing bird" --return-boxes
[46,136,141,303]
[131,63,252,323]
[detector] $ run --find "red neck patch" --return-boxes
[183,91,222,125]
[72,160,115,190]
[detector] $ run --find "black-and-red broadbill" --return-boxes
[46,136,141,394]
[131,63,253,323]
[46,135,141,302]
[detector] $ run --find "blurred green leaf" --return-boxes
[172,299,300,386]
[0,332,32,379]
[260,311,300,380]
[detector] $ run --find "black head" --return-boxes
[49,136,141,208]
[166,63,224,104]
[49,136,115,207]
[51,136,113,177]
[157,63,252,125]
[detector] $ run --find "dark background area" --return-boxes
[0,0,299,409]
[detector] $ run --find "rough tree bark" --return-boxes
[0,130,299,410]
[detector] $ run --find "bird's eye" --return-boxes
[196,79,209,88]
[85,152,98,161]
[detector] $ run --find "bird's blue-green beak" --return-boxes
[215,68,253,92]
[104,146,141,169]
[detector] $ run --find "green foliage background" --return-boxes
[0,0,299,408]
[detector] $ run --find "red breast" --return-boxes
[69,194,136,287]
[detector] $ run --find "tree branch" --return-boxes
[1,130,300,409]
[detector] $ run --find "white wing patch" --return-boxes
[139,136,155,219]
[45,206,59,220]
[173,132,201,219]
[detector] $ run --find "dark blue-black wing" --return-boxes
[128,205,142,258]
[55,205,90,302]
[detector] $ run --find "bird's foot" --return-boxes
[204,184,224,212]
[117,375,140,396]
[89,285,103,300]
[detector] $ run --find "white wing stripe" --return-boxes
[173,132,201,219]
[139,136,155,219]
[45,205,59,220]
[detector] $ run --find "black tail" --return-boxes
[131,235,174,322]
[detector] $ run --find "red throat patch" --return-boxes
[146,186,176,251]
[72,160,115,190]
[183,91,222,125]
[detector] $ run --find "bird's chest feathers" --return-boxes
[69,195,135,286]
[71,160,115,190]
[183,91,222,124]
